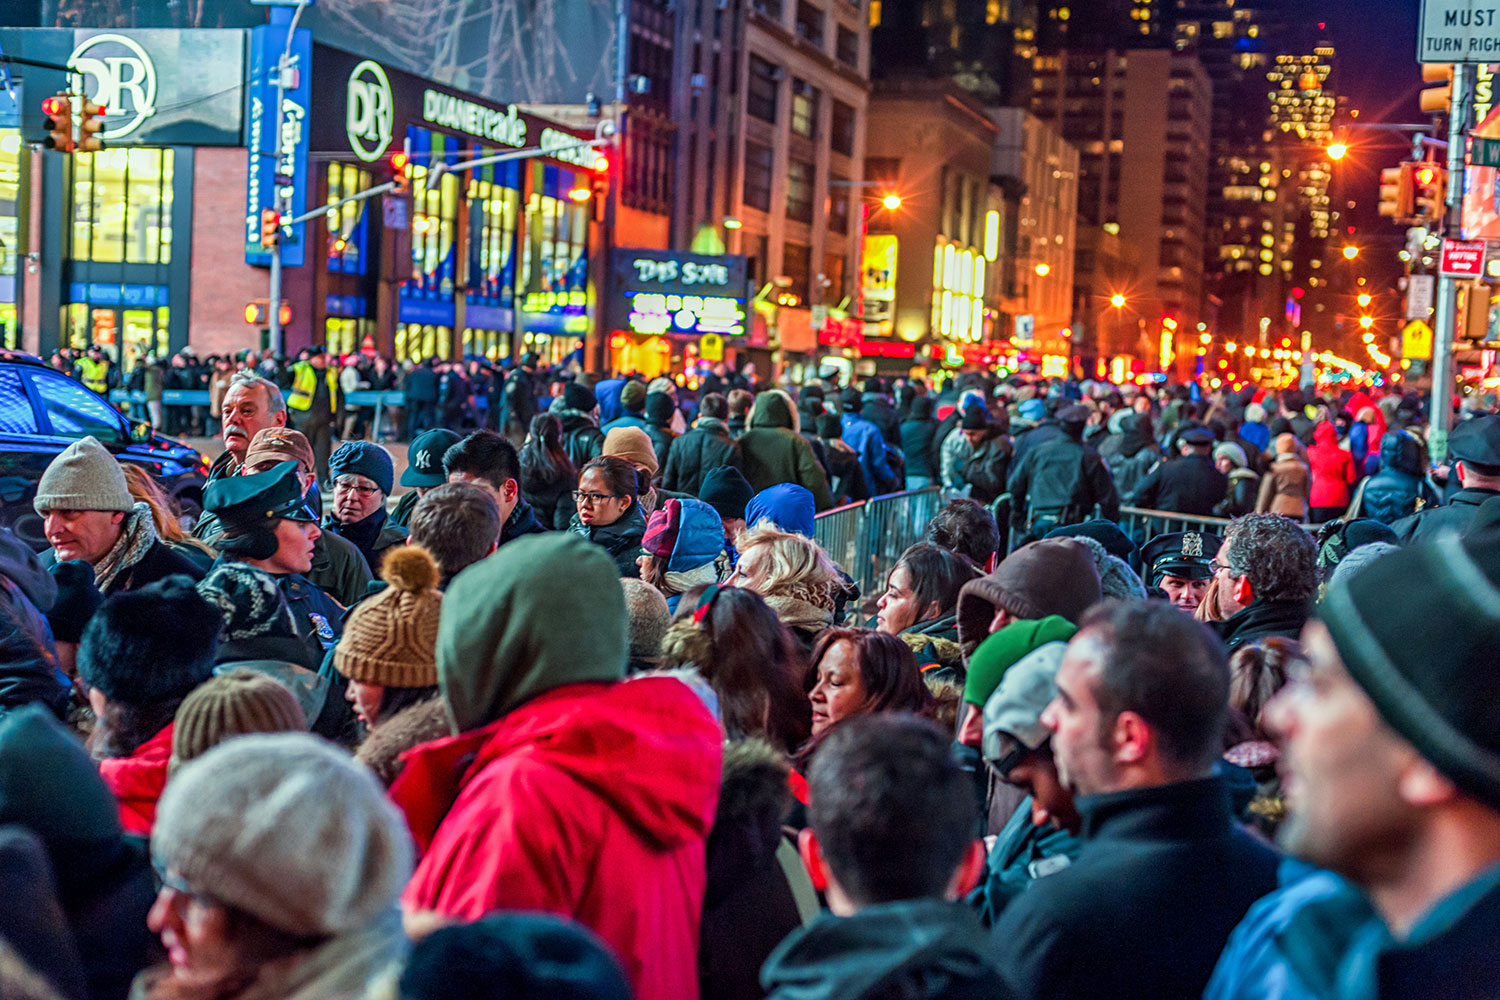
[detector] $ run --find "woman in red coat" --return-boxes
[1307,420,1358,524]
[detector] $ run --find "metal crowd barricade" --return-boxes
[813,487,942,599]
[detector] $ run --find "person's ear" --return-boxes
[1112,711,1152,766]
[273,409,287,427]
[797,827,830,893]
[1398,755,1458,808]
[922,600,943,621]
[947,839,988,899]
[110,511,126,526]
[1233,573,1254,607]
[503,478,520,505]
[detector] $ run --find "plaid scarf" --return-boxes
[93,503,158,594]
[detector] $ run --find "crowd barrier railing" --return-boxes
[813,487,942,600]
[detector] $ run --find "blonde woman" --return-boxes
[727,521,840,651]
[121,464,217,573]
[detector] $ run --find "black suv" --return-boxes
[0,350,209,550]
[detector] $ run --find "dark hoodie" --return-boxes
[1361,430,1439,526]
[0,529,68,720]
[739,392,834,510]
[760,898,1013,1000]
[0,706,157,1000]
[900,397,940,479]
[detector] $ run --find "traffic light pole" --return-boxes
[1430,63,1475,465]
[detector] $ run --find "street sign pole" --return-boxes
[1431,62,1474,464]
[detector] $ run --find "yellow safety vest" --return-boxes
[287,362,341,413]
[77,357,108,394]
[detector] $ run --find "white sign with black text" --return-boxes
[1420,0,1500,63]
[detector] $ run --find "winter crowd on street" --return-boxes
[0,355,1497,1000]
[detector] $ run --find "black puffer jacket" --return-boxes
[1362,430,1439,526]
[569,503,647,578]
[900,398,940,479]
[662,417,741,496]
[556,408,606,471]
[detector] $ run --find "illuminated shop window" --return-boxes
[71,147,173,265]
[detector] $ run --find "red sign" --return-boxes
[1441,239,1487,278]
[859,339,916,359]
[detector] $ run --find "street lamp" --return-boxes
[1359,315,1375,329]
[1342,245,1360,260]
[1110,293,1126,308]
[1035,263,1051,277]
[881,193,902,211]
[1328,142,1349,160]
[1357,292,1372,307]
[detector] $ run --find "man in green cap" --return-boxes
[203,461,346,665]
[390,429,461,529]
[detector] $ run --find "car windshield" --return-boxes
[30,370,122,443]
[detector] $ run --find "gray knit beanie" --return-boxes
[34,436,133,513]
[196,562,296,642]
[151,733,413,937]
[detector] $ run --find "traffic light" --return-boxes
[243,300,293,325]
[591,149,611,197]
[1414,163,1447,223]
[1421,63,1454,114]
[1378,162,1415,221]
[77,98,106,153]
[259,208,281,251]
[389,151,410,196]
[41,93,73,153]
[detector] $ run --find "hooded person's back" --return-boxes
[394,532,723,1000]
[739,392,834,510]
[1361,431,1437,525]
[0,706,156,1000]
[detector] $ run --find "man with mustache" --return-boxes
[207,372,287,484]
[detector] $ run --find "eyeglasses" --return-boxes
[333,478,381,497]
[572,490,624,504]
[152,860,219,908]
[1209,560,1230,575]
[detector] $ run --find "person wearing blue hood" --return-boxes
[838,387,899,495]
[637,498,731,613]
[746,483,816,538]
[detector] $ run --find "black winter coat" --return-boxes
[1130,453,1227,515]
[569,504,646,577]
[900,416,939,479]
[1213,598,1310,652]
[990,775,1279,1000]
[645,421,676,476]
[1392,486,1500,543]
[661,418,741,496]
[45,538,206,596]
[557,410,606,471]
[1007,435,1119,527]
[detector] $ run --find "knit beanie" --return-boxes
[699,466,753,522]
[33,436,132,513]
[169,670,307,772]
[46,559,103,644]
[335,545,442,688]
[329,440,395,495]
[563,381,597,413]
[963,615,1077,706]
[961,406,989,431]
[816,413,844,439]
[196,562,295,642]
[1320,531,1500,811]
[619,380,647,413]
[152,733,413,937]
[621,578,670,664]
[77,575,220,706]
[399,913,631,1000]
[645,391,676,424]
[603,426,659,477]
[956,539,1101,652]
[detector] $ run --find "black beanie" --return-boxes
[816,413,844,439]
[77,575,220,706]
[399,913,631,1000]
[1320,531,1500,811]
[563,381,597,413]
[644,391,676,424]
[46,559,103,644]
[839,386,862,411]
[698,466,754,522]
[961,406,990,431]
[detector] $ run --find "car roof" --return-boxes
[0,350,51,368]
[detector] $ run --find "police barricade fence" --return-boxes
[813,487,942,601]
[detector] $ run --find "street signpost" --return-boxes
[1408,273,1437,319]
[1404,319,1436,360]
[1440,237,1487,276]
[1418,0,1500,64]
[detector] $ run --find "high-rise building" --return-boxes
[1032,48,1212,366]
[869,0,1040,106]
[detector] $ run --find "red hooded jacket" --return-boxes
[394,677,722,1000]
[1307,421,1357,509]
[97,723,172,838]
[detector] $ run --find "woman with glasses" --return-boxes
[568,456,647,577]
[324,441,408,574]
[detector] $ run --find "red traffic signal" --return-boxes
[259,208,282,251]
[41,93,74,153]
[390,151,411,195]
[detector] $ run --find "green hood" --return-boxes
[748,390,799,432]
[437,532,628,733]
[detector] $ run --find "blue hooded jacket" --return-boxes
[593,378,626,427]
[745,483,816,538]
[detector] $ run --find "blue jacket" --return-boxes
[841,412,897,495]
[746,483,815,537]
[594,378,625,426]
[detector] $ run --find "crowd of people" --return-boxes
[1,354,1497,1000]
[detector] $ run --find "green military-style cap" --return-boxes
[203,461,317,535]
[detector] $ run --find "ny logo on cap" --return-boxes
[1182,532,1203,558]
[414,451,433,470]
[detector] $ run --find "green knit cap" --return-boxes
[963,615,1078,707]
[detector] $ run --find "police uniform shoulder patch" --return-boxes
[307,611,336,647]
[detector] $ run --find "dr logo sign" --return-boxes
[347,60,394,162]
[68,33,158,140]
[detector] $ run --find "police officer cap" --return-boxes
[203,461,317,535]
[1448,414,1500,470]
[1179,426,1215,447]
[1141,529,1222,584]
